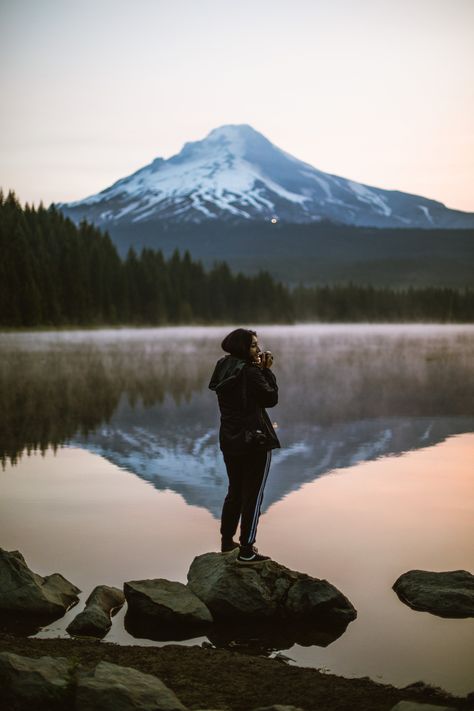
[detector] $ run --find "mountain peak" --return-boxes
[207,123,254,135]
[205,123,262,142]
[173,123,271,163]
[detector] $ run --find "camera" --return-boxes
[245,429,268,446]
[259,350,272,366]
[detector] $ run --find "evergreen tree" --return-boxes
[1,191,473,327]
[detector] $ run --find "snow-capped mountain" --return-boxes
[58,124,474,229]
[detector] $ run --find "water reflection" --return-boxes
[122,615,350,653]
[1,436,472,694]
[0,330,211,465]
[124,608,212,643]
[205,617,349,654]
[1,326,473,518]
[0,609,75,637]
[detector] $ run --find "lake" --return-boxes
[0,324,473,696]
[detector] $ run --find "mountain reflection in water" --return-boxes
[1,325,473,515]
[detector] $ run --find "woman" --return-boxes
[209,328,280,562]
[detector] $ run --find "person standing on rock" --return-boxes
[209,328,280,563]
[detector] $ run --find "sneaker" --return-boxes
[237,545,270,563]
[221,538,239,553]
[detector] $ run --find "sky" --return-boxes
[1,0,473,211]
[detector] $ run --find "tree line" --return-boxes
[1,190,473,327]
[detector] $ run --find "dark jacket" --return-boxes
[209,355,280,454]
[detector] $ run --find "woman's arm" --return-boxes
[246,365,278,408]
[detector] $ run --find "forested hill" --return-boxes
[1,190,473,327]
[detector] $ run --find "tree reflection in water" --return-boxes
[1,326,473,472]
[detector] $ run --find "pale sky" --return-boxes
[1,0,473,211]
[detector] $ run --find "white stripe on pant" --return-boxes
[247,449,272,545]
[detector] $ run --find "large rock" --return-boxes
[187,552,357,624]
[66,585,125,638]
[124,578,213,637]
[0,548,80,619]
[0,653,187,711]
[0,651,74,709]
[76,660,186,711]
[393,570,474,618]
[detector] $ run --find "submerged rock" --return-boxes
[0,548,80,621]
[67,585,125,638]
[393,569,474,618]
[187,551,357,625]
[124,578,213,638]
[76,660,186,711]
[0,651,74,709]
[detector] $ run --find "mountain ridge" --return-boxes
[58,124,474,230]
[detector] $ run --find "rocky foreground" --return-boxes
[1,548,473,710]
[0,634,471,711]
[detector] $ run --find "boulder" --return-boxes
[0,652,187,711]
[66,585,125,638]
[76,660,186,711]
[187,552,356,625]
[0,548,80,620]
[393,570,474,618]
[124,578,213,637]
[0,651,74,709]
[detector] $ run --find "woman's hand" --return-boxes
[259,351,274,368]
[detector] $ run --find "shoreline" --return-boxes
[0,633,471,711]
[1,320,474,333]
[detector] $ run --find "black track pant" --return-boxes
[220,449,272,547]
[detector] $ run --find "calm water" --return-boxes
[0,325,473,696]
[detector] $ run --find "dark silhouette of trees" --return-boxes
[1,190,473,327]
[292,283,474,322]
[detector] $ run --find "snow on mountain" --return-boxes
[58,124,474,229]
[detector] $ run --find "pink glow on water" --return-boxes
[0,434,473,694]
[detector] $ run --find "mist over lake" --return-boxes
[1,324,473,695]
